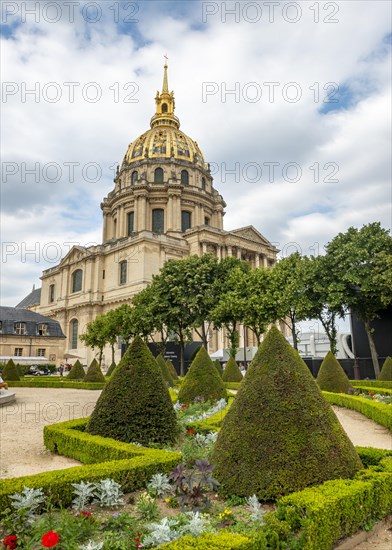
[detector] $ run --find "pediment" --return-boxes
[59,246,91,267]
[229,226,276,248]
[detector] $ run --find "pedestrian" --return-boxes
[59,364,64,377]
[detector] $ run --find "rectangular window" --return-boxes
[15,348,23,356]
[102,270,105,279]
[15,322,26,335]
[49,284,55,303]
[120,261,127,285]
[181,211,191,232]
[204,217,210,226]
[38,323,48,336]
[152,209,164,233]
[37,348,46,357]
[127,211,134,235]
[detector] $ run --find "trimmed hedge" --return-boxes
[225,382,242,391]
[178,347,227,404]
[106,361,117,377]
[87,337,179,446]
[2,359,20,381]
[161,532,249,549]
[67,360,85,380]
[166,359,179,380]
[7,380,105,390]
[0,417,181,510]
[379,356,392,381]
[323,392,392,430]
[83,359,105,383]
[156,353,174,387]
[222,357,243,383]
[316,351,353,394]
[213,327,363,500]
[213,359,223,378]
[352,380,392,389]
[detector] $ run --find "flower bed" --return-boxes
[353,386,392,398]
[322,392,392,430]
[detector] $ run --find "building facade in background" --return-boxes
[17,64,278,366]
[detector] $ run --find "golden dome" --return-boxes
[122,61,208,172]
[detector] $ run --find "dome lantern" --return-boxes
[150,57,180,130]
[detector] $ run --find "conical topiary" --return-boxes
[213,359,223,378]
[222,357,243,382]
[156,354,174,387]
[178,347,227,404]
[166,359,178,380]
[106,361,117,377]
[212,327,363,500]
[316,351,353,394]
[87,336,179,446]
[67,360,85,380]
[3,359,20,381]
[15,363,23,377]
[83,359,105,383]
[379,356,392,381]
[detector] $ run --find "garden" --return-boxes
[1,329,391,549]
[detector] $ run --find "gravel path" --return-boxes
[0,388,391,548]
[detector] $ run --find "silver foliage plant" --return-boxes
[79,542,104,550]
[184,399,227,423]
[147,473,173,497]
[93,478,124,507]
[71,481,96,511]
[71,479,124,510]
[143,517,180,547]
[10,486,45,515]
[246,494,265,523]
[180,511,213,536]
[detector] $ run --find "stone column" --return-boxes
[237,247,242,259]
[227,245,232,257]
[202,242,207,255]
[167,195,173,230]
[255,254,260,268]
[262,255,268,267]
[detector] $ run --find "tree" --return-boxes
[301,255,345,355]
[269,253,312,350]
[212,327,362,499]
[178,346,227,404]
[210,258,251,358]
[379,357,392,381]
[324,222,392,377]
[67,360,85,380]
[156,353,174,387]
[87,336,179,446]
[132,282,169,350]
[316,351,353,394]
[83,359,105,383]
[80,315,109,367]
[2,359,20,381]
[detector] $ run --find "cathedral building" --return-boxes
[18,63,278,366]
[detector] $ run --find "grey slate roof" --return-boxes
[0,306,65,338]
[16,288,41,309]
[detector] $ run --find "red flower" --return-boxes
[187,429,195,435]
[81,511,94,521]
[41,531,60,548]
[3,535,17,550]
[181,403,188,409]
[369,391,375,397]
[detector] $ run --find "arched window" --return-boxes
[49,284,55,303]
[70,319,78,349]
[120,261,127,285]
[152,209,164,233]
[131,171,138,184]
[154,167,164,183]
[181,170,189,185]
[181,211,192,232]
[202,177,206,191]
[72,269,83,293]
[162,103,168,113]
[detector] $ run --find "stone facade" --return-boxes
[24,64,278,366]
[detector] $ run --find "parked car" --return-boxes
[28,365,50,376]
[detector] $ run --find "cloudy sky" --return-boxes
[1,0,391,333]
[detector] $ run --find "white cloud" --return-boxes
[1,0,391,307]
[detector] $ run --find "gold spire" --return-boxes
[162,54,169,92]
[150,57,180,129]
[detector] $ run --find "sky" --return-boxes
[1,0,391,335]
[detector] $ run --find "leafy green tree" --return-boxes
[210,258,251,358]
[324,222,392,377]
[301,255,345,355]
[80,316,109,367]
[132,283,168,350]
[270,252,313,350]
